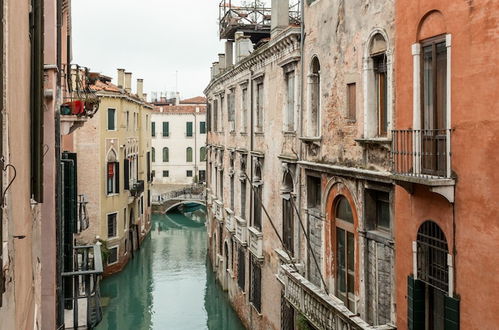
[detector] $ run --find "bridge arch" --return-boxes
[164,200,206,214]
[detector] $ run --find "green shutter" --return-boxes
[200,121,206,134]
[151,122,156,136]
[408,275,425,330]
[163,122,169,137]
[187,122,193,136]
[444,296,460,330]
[124,158,130,190]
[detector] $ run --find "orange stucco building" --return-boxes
[394,0,499,329]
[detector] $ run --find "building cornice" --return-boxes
[298,161,393,184]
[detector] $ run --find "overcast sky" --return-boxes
[72,0,224,100]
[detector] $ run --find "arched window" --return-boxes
[162,147,169,162]
[282,172,294,254]
[106,149,119,194]
[151,147,156,162]
[370,33,388,137]
[417,221,449,291]
[309,57,321,136]
[186,147,193,162]
[200,147,206,161]
[253,160,263,230]
[335,196,355,310]
[415,220,449,329]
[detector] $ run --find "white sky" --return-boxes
[72,0,224,100]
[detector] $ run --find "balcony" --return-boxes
[214,200,224,222]
[391,129,455,203]
[225,208,235,233]
[280,265,395,330]
[63,244,103,329]
[130,180,145,197]
[248,226,263,259]
[234,216,248,245]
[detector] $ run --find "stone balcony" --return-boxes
[224,208,235,233]
[248,226,263,260]
[214,200,224,222]
[280,265,396,330]
[234,216,248,246]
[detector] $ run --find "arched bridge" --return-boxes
[152,186,206,214]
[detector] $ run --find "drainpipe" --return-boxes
[0,0,3,308]
[194,111,198,184]
[297,0,305,266]
[249,69,254,231]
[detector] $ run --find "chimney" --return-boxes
[137,79,144,99]
[218,54,226,71]
[175,92,180,106]
[271,0,289,37]
[212,62,220,77]
[225,41,234,68]
[117,68,125,89]
[235,32,253,63]
[143,93,148,102]
[124,72,132,93]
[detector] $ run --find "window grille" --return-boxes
[417,221,449,293]
[250,255,262,312]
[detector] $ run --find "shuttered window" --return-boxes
[200,121,206,134]
[237,246,246,291]
[151,122,156,137]
[407,276,425,330]
[200,147,206,161]
[107,213,117,238]
[250,255,262,313]
[186,147,193,162]
[186,122,193,137]
[107,109,116,130]
[162,122,169,137]
[347,83,356,120]
[124,158,130,190]
[162,147,169,162]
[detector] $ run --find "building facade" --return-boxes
[74,69,153,276]
[206,1,499,330]
[393,0,499,329]
[150,97,207,192]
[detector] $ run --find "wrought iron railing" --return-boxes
[62,244,103,329]
[281,265,396,330]
[130,180,145,197]
[61,64,100,118]
[219,0,301,39]
[392,129,452,179]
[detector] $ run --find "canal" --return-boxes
[96,208,245,330]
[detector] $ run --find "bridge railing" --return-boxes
[154,184,206,204]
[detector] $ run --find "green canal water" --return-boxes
[96,209,245,330]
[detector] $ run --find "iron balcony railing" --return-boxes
[78,194,89,232]
[130,180,145,197]
[280,265,395,330]
[392,129,452,179]
[62,244,103,330]
[218,0,301,40]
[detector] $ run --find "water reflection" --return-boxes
[97,209,245,330]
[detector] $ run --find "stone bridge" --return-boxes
[152,187,206,214]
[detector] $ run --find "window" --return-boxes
[107,213,117,238]
[186,170,193,177]
[219,170,224,202]
[162,122,169,137]
[230,176,235,210]
[220,95,225,131]
[133,113,137,131]
[285,71,295,131]
[421,38,448,176]
[282,173,294,254]
[147,152,151,182]
[241,87,248,133]
[240,180,247,219]
[186,147,193,162]
[199,170,206,183]
[151,170,155,178]
[309,57,321,136]
[200,147,206,161]
[107,247,118,265]
[250,255,262,313]
[151,121,156,137]
[365,189,390,232]
[163,170,169,177]
[307,176,321,209]
[252,161,263,230]
[151,147,155,162]
[256,82,264,132]
[108,108,116,130]
[125,111,129,130]
[228,89,236,131]
[186,121,193,137]
[162,147,169,162]
[107,161,119,194]
[200,121,206,134]
[411,221,452,330]
[335,196,355,310]
[213,99,218,132]
[237,246,246,291]
[373,52,388,136]
[347,83,356,120]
